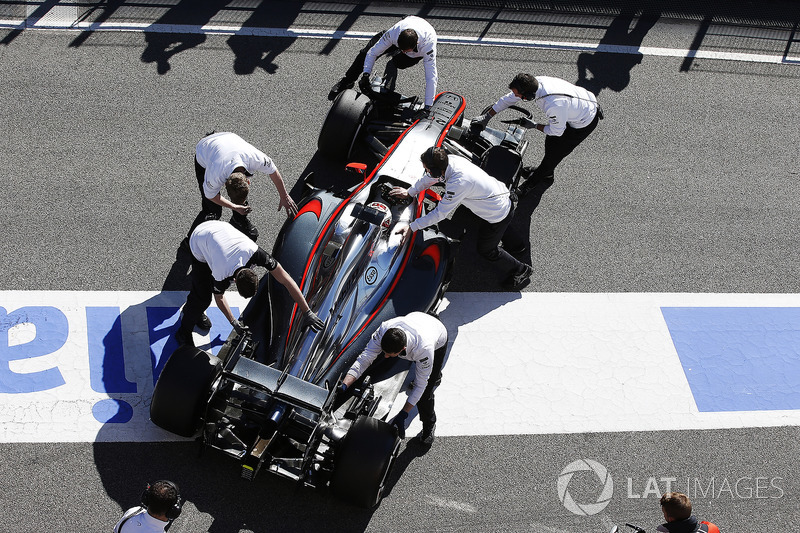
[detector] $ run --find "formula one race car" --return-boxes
[150,81,532,508]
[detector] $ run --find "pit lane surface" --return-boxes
[1,2,800,531]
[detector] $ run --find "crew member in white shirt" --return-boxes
[113,480,181,533]
[328,16,438,108]
[391,147,533,290]
[176,220,322,346]
[341,312,448,446]
[472,73,602,208]
[186,131,298,244]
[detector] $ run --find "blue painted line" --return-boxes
[661,307,800,412]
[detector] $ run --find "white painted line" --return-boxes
[1,18,798,65]
[2,291,800,443]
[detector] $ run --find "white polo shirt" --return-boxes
[189,220,259,282]
[347,312,448,406]
[407,155,512,232]
[113,507,168,533]
[492,76,598,136]
[363,16,438,106]
[195,132,278,199]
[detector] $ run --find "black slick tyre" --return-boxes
[330,415,401,508]
[150,345,221,437]
[317,89,370,160]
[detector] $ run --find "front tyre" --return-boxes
[150,345,221,437]
[330,415,401,508]
[317,89,370,160]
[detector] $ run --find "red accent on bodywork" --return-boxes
[289,93,466,363]
[425,189,442,202]
[334,94,465,361]
[420,243,441,271]
[295,198,322,220]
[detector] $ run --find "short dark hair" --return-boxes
[381,327,406,353]
[420,146,448,178]
[145,480,179,516]
[397,28,418,51]
[226,173,250,205]
[660,492,692,521]
[235,268,259,298]
[509,73,538,97]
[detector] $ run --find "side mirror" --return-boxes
[345,162,369,182]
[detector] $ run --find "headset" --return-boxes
[141,480,183,521]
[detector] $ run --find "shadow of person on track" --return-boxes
[141,0,232,75]
[575,10,660,96]
[227,3,301,75]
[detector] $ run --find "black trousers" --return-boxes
[415,341,447,428]
[342,31,422,85]
[187,157,257,242]
[178,257,213,337]
[529,112,600,182]
[477,202,528,276]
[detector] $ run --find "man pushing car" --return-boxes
[341,312,448,446]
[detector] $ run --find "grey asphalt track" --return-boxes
[1,1,800,531]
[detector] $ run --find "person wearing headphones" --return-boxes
[176,219,323,346]
[185,131,298,245]
[341,311,448,446]
[328,15,438,110]
[391,146,532,290]
[113,480,182,532]
[472,73,602,209]
[657,492,721,532]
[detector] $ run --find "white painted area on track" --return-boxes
[1,17,798,65]
[2,291,800,443]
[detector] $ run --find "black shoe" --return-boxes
[418,423,436,446]
[502,264,533,290]
[501,243,527,257]
[197,313,212,331]
[175,329,195,347]
[521,165,537,180]
[328,78,354,101]
[230,216,259,243]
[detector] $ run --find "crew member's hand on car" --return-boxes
[390,410,409,438]
[471,113,491,129]
[413,105,431,121]
[394,225,411,245]
[389,187,409,200]
[279,194,298,218]
[231,319,249,335]
[302,309,324,332]
[358,73,372,94]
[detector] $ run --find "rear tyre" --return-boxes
[330,415,401,508]
[318,89,370,160]
[150,345,221,437]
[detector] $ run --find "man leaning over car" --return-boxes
[341,312,448,446]
[176,219,322,346]
[392,146,533,291]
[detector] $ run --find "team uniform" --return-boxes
[113,507,168,533]
[656,517,721,532]
[407,155,529,284]
[331,16,438,107]
[177,220,277,341]
[188,132,279,241]
[494,76,601,207]
[347,312,448,428]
